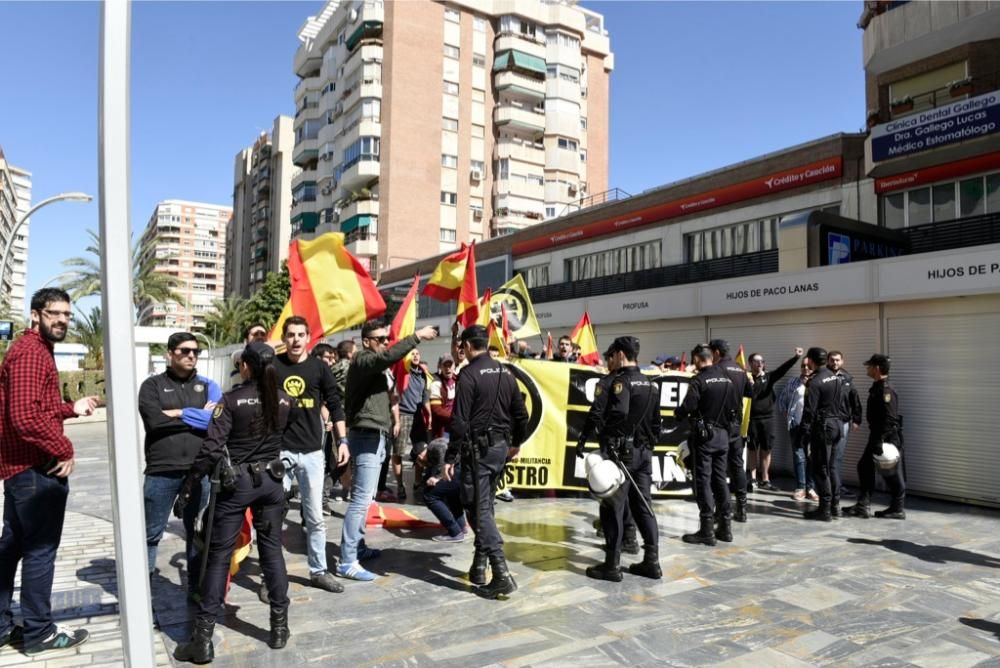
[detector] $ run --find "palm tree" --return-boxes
[62,229,184,321]
[202,295,249,346]
[72,305,104,369]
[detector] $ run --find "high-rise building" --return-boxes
[227,116,297,298]
[290,0,612,277]
[0,147,31,316]
[137,200,231,331]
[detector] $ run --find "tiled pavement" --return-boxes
[3,423,1000,666]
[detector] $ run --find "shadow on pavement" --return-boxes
[847,538,1000,567]
[367,547,474,593]
[959,617,1000,640]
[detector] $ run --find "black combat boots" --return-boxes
[844,493,871,518]
[622,524,640,555]
[715,513,733,543]
[468,550,488,585]
[682,516,717,546]
[803,505,832,522]
[478,555,517,599]
[733,496,748,523]
[586,554,623,582]
[173,619,215,664]
[268,609,290,650]
[627,547,662,579]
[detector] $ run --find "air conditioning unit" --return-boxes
[472,208,483,220]
[335,102,343,115]
[349,8,359,22]
[322,183,334,195]
[579,181,588,194]
[568,183,578,196]
[470,168,483,182]
[320,151,334,161]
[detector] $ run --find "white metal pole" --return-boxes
[98,0,156,665]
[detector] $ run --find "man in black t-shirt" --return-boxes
[273,316,347,592]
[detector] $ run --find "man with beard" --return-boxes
[0,288,98,654]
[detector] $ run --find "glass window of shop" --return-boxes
[685,217,780,262]
[880,170,1000,227]
[565,240,661,282]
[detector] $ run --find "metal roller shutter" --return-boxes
[593,321,706,365]
[887,312,1000,505]
[708,318,878,482]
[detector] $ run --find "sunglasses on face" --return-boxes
[367,335,389,344]
[174,347,202,357]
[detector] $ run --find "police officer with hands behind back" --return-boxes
[576,336,661,582]
[443,325,528,599]
[801,347,844,522]
[677,344,740,546]
[173,343,294,664]
[707,340,753,523]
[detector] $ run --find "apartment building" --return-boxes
[137,200,231,331]
[0,147,31,316]
[290,0,612,277]
[227,115,296,298]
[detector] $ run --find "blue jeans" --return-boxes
[789,426,813,490]
[341,429,385,564]
[282,449,328,575]
[0,468,68,647]
[424,473,465,537]
[144,472,209,588]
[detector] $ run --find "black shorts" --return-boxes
[747,418,775,452]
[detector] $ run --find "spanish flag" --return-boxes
[487,319,508,357]
[269,232,386,345]
[476,288,493,328]
[389,275,420,394]
[570,311,600,366]
[422,242,479,327]
[500,302,512,346]
[735,344,747,369]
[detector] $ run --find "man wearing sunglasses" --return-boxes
[138,331,221,598]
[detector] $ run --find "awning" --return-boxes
[492,52,511,71]
[511,51,546,75]
[341,214,374,234]
[346,20,382,50]
[292,211,319,232]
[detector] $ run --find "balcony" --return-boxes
[339,158,380,191]
[494,71,545,101]
[345,228,378,257]
[340,197,379,223]
[495,139,545,165]
[900,212,1000,255]
[292,141,318,168]
[494,34,546,60]
[294,44,322,79]
[494,177,544,201]
[346,20,383,51]
[342,81,383,115]
[529,250,780,304]
[494,105,545,136]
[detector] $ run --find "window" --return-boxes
[444,44,460,59]
[473,54,486,67]
[338,31,345,45]
[520,265,549,288]
[557,137,578,151]
[440,191,457,205]
[547,63,579,83]
[879,170,1000,227]
[443,117,459,131]
[440,228,457,242]
[442,154,458,168]
[444,7,460,22]
[342,136,380,169]
[472,89,485,102]
[889,61,967,118]
[546,32,580,49]
[471,123,485,138]
[497,158,509,179]
[473,16,486,32]
[580,116,588,130]
[443,81,459,95]
[685,217,780,262]
[565,241,662,282]
[580,149,587,163]
[470,160,484,174]
[545,206,556,218]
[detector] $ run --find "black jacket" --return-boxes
[801,366,844,433]
[677,363,740,428]
[345,335,420,432]
[577,366,660,449]
[273,354,345,453]
[447,353,528,463]
[138,369,221,475]
[833,369,864,425]
[866,378,900,446]
[749,354,799,419]
[717,356,752,434]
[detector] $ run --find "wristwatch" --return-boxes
[338,437,349,446]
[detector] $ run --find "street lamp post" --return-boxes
[0,192,93,300]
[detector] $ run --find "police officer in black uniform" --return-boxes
[575,336,661,581]
[444,325,528,599]
[708,340,752,522]
[801,347,845,522]
[174,343,293,664]
[845,354,905,519]
[677,344,740,546]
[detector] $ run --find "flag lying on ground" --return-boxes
[389,275,420,394]
[366,503,440,529]
[269,232,385,345]
[570,312,600,365]
[422,242,479,327]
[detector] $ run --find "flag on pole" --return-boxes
[389,275,420,394]
[492,274,541,339]
[545,332,553,359]
[422,242,479,327]
[268,232,386,346]
[735,344,747,369]
[500,302,512,347]
[476,288,493,327]
[570,311,600,365]
[486,319,508,356]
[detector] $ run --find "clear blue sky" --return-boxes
[0,1,864,317]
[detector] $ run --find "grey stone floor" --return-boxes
[4,422,1000,666]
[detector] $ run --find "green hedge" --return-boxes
[59,370,106,402]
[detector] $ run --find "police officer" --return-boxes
[845,354,905,519]
[575,336,661,581]
[443,325,528,598]
[173,343,293,664]
[707,340,753,522]
[677,344,740,546]
[801,347,845,521]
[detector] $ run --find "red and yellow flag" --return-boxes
[570,311,600,366]
[422,242,479,327]
[500,302,512,346]
[476,288,493,327]
[389,275,420,394]
[269,232,385,346]
[735,344,747,369]
[486,319,508,357]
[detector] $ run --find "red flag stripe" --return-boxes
[286,240,325,344]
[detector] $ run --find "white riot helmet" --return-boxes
[873,443,900,471]
[585,453,625,500]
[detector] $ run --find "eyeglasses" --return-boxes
[42,309,73,320]
[366,335,389,344]
[174,347,202,357]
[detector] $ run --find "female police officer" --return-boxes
[174,342,294,664]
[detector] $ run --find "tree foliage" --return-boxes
[72,305,104,369]
[202,295,249,346]
[242,262,290,331]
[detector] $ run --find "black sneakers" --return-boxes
[25,626,89,655]
[0,625,23,649]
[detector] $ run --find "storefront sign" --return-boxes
[512,157,843,256]
[877,244,1000,299]
[700,265,869,314]
[871,92,1000,163]
[874,151,1000,194]
[807,212,909,266]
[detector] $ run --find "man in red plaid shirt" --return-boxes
[0,288,99,655]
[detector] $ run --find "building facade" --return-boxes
[0,147,31,316]
[137,200,231,331]
[290,0,612,277]
[227,116,296,298]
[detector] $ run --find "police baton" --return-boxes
[614,460,657,520]
[196,459,223,592]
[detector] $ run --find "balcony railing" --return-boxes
[559,188,633,217]
[528,250,779,304]
[900,212,1000,255]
